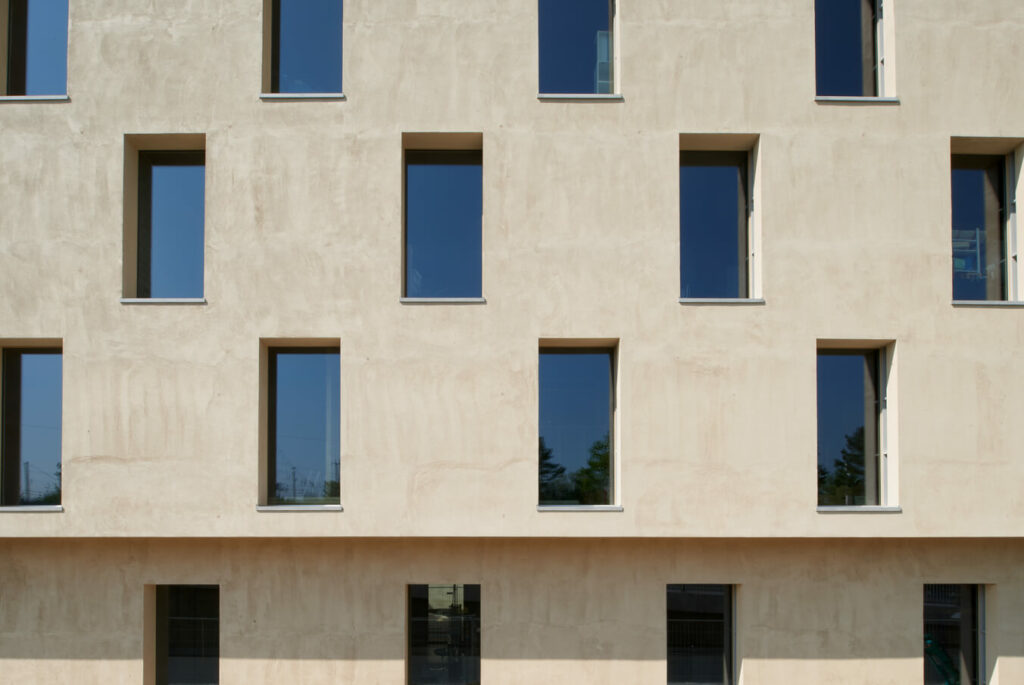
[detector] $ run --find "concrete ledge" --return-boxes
[0,505,63,512]
[537,505,624,512]
[537,93,624,102]
[816,506,902,514]
[952,300,1024,308]
[256,504,343,512]
[814,96,900,105]
[678,298,765,305]
[400,297,486,305]
[120,298,207,305]
[259,93,346,101]
[0,95,69,102]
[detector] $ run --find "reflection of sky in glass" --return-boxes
[405,157,482,298]
[680,162,743,298]
[24,0,68,95]
[816,354,865,474]
[539,352,610,475]
[274,352,340,503]
[815,0,867,96]
[277,0,342,93]
[150,164,204,298]
[952,165,1002,301]
[19,353,62,503]
[539,0,609,93]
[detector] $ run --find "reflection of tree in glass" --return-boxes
[818,426,865,505]
[539,433,610,505]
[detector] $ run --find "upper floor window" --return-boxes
[539,345,615,507]
[1,0,68,96]
[814,0,884,97]
[924,584,984,685]
[952,154,1015,302]
[404,148,483,300]
[667,584,734,685]
[1,347,62,506]
[538,0,615,95]
[264,0,342,94]
[408,584,480,685]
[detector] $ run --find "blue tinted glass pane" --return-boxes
[539,0,611,94]
[680,160,745,298]
[815,0,869,96]
[817,353,871,506]
[405,157,482,298]
[273,352,340,504]
[952,161,1005,301]
[19,353,62,505]
[408,585,481,685]
[539,351,611,505]
[150,164,205,298]
[24,0,68,95]
[277,0,343,93]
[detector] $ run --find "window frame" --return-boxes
[401,148,485,302]
[0,345,62,509]
[537,0,621,99]
[261,0,344,98]
[666,584,735,685]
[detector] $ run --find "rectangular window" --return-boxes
[539,346,614,506]
[404,150,483,299]
[1,348,61,506]
[1,0,68,96]
[538,0,614,95]
[815,0,883,97]
[667,585,733,685]
[264,0,342,94]
[267,347,340,505]
[136,151,205,299]
[952,154,1010,302]
[408,584,480,685]
[155,585,219,685]
[924,584,984,685]
[817,348,888,507]
[680,151,749,299]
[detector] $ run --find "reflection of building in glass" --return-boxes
[594,30,611,94]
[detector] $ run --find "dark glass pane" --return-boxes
[667,585,732,685]
[680,152,748,298]
[408,584,481,685]
[405,152,482,298]
[6,0,68,95]
[538,0,612,94]
[148,161,205,298]
[160,585,219,685]
[274,0,343,93]
[1,351,62,505]
[270,350,340,505]
[952,156,1006,301]
[539,350,612,505]
[817,351,878,506]
[815,0,876,96]
[924,584,979,685]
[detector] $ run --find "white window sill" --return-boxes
[814,96,900,105]
[952,300,1024,308]
[537,505,624,512]
[0,94,69,102]
[256,504,343,512]
[120,298,207,305]
[400,297,486,305]
[678,298,765,305]
[0,505,63,512]
[537,93,624,102]
[816,506,902,514]
[259,92,346,101]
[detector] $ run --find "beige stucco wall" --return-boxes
[0,538,1021,684]
[0,0,1023,539]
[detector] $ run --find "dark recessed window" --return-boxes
[538,0,614,94]
[268,348,340,506]
[667,585,733,685]
[137,151,205,299]
[680,151,749,299]
[269,0,342,93]
[408,584,480,685]
[2,0,68,96]
[817,350,880,506]
[1,348,61,506]
[404,150,482,298]
[924,584,982,685]
[156,585,219,685]
[814,0,881,96]
[952,155,1007,301]
[539,348,614,506]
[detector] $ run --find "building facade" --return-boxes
[1,0,1022,683]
